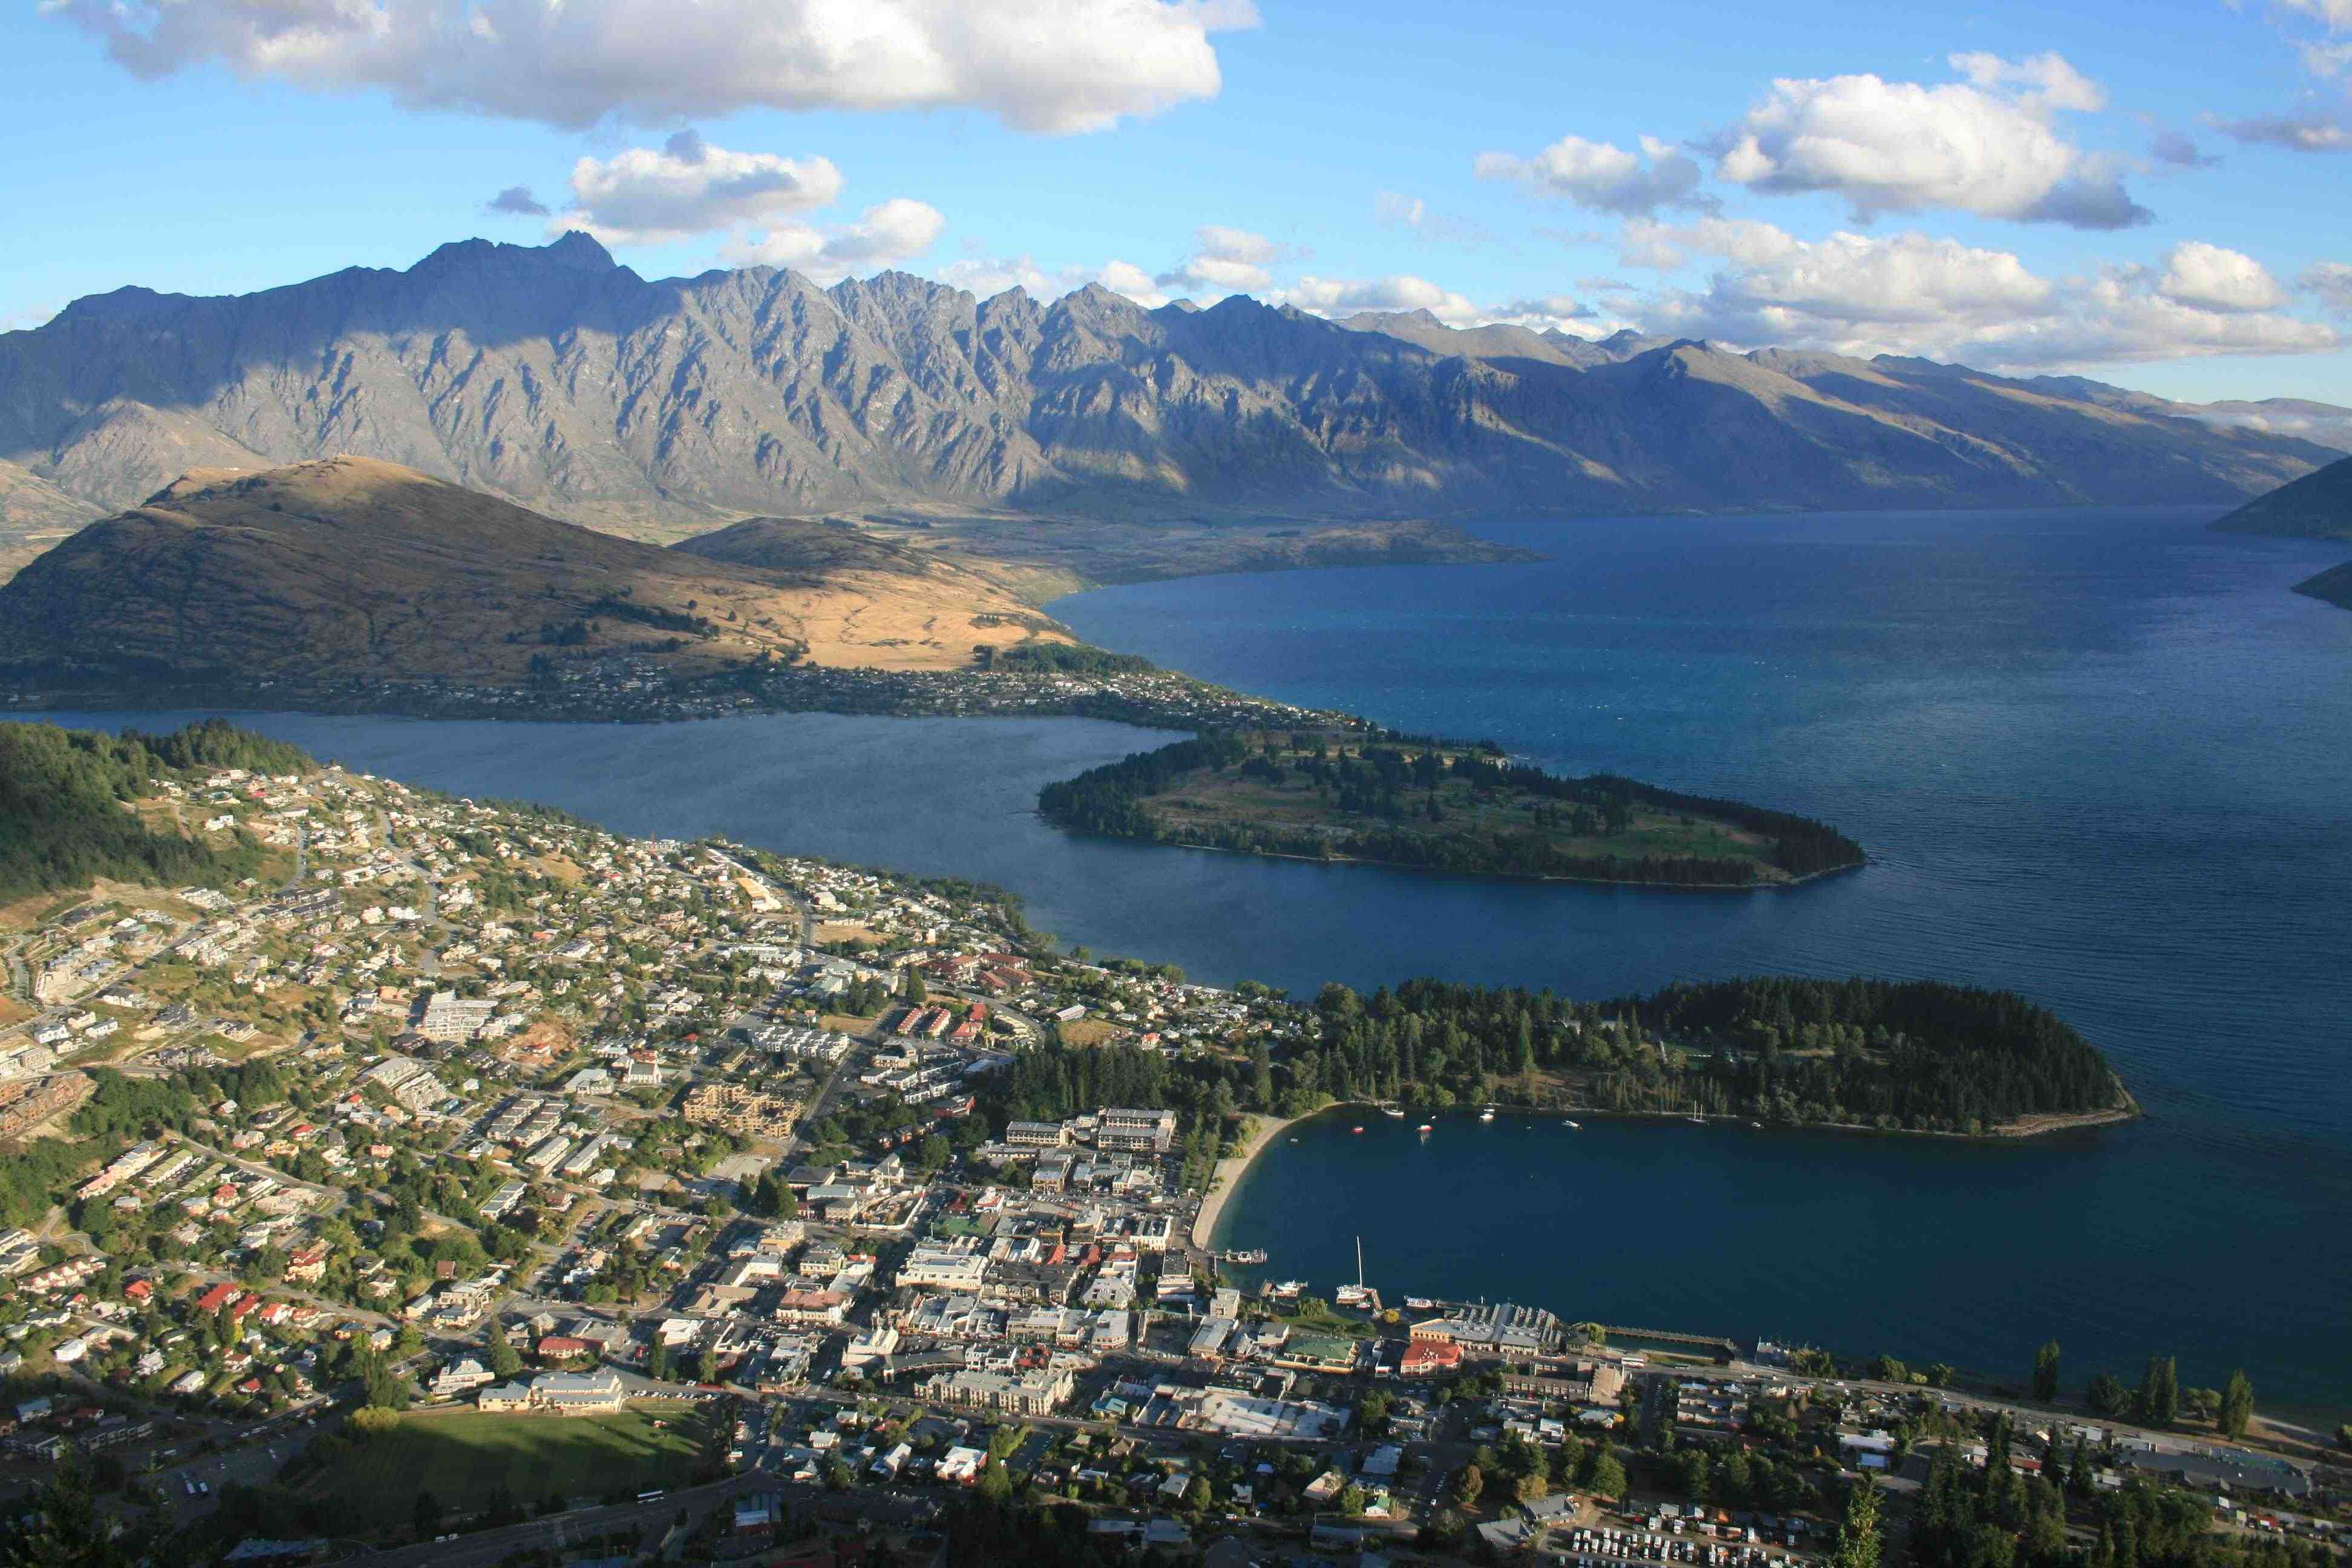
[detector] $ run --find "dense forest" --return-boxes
[1036,732,1864,886]
[1899,1410,2332,1568]
[1290,976,2124,1133]
[969,971,2120,1152]
[0,719,313,901]
[976,642,1157,676]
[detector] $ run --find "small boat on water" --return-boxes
[1403,1296,1437,1312]
[1220,1248,1269,1265]
[1478,1106,1497,1122]
[1266,1279,1307,1300]
[1687,1114,1707,1124]
[1750,1120,1763,1129]
[1564,1119,1581,1129]
[1334,1237,1377,1312]
[1351,1125,1364,1134]
[1382,1106,1405,1118]
[1416,1122,1434,1134]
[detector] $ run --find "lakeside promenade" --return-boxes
[1189,1111,1305,1249]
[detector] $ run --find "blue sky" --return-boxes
[13,0,2352,407]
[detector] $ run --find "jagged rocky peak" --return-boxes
[51,285,197,327]
[415,232,619,275]
[0,237,2339,537]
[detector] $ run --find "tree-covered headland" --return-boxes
[1037,729,1864,887]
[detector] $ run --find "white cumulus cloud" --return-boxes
[1474,133,1714,217]
[1630,220,2333,368]
[720,198,945,283]
[553,131,842,245]
[1710,54,2151,228]
[1158,225,1283,294]
[1096,260,1172,306]
[1618,215,1805,273]
[932,253,1168,305]
[1278,274,1484,326]
[2157,241,2287,312]
[1949,50,2107,113]
[47,0,1258,134]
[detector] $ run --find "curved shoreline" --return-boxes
[1549,1100,2142,1141]
[1197,1094,2142,1253]
[1189,1110,1310,1250]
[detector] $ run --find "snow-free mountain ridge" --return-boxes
[2,234,2342,550]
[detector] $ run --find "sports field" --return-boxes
[303,1407,710,1524]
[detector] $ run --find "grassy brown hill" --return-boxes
[0,456,1071,684]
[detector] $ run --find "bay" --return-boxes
[23,503,2352,1404]
[1059,503,2352,1410]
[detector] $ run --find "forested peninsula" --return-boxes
[967,975,2131,1143]
[1303,976,2135,1135]
[1036,730,1864,887]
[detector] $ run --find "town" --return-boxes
[0,647,1365,737]
[0,750,2338,1568]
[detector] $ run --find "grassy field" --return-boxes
[302,1408,711,1524]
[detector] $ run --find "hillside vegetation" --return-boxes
[0,718,308,901]
[1304,976,2129,1134]
[2214,453,2352,541]
[1037,731,1864,887]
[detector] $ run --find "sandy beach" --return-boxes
[1189,1109,1309,1249]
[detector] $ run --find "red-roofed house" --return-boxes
[1400,1339,1464,1377]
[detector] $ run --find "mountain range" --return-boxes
[2,234,2344,571]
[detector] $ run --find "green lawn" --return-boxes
[304,1408,710,1525]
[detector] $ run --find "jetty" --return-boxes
[1600,1324,1740,1360]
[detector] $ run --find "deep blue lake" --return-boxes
[27,503,2352,1408]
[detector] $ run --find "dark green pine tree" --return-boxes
[2033,1340,2062,1402]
